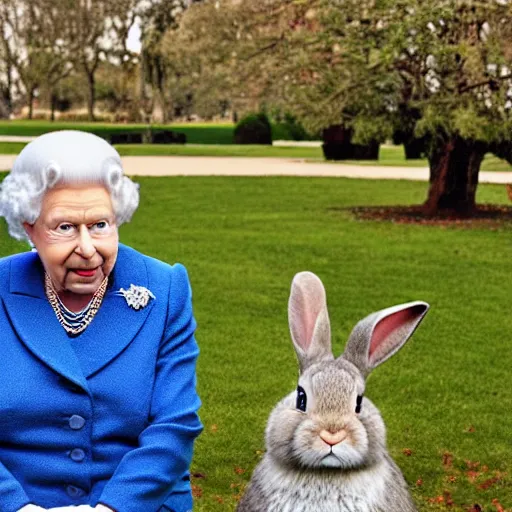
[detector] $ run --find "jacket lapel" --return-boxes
[3,245,156,383]
[68,244,155,378]
[3,252,89,390]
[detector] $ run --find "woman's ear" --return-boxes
[23,222,34,239]
[23,223,37,251]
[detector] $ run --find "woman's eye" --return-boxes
[296,385,307,412]
[56,223,75,233]
[356,395,363,414]
[90,221,109,231]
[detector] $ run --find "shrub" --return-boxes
[322,125,380,161]
[233,112,272,145]
[150,129,186,144]
[102,128,187,145]
[392,129,428,159]
[107,131,145,144]
[280,113,314,141]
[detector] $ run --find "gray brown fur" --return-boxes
[237,272,429,512]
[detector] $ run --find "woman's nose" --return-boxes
[75,225,96,258]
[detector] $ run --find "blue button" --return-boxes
[70,448,85,462]
[69,415,86,430]
[66,485,85,497]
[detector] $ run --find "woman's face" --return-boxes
[24,184,119,296]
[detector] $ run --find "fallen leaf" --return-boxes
[443,491,454,506]
[466,460,481,470]
[443,452,454,467]
[492,499,505,512]
[403,448,413,456]
[192,484,203,498]
[466,470,480,482]
[234,466,246,475]
[479,477,498,490]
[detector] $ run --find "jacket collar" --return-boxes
[9,250,46,298]
[4,244,156,387]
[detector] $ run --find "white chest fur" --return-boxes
[258,458,389,512]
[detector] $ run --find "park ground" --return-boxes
[0,122,511,512]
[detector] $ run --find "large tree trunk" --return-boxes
[424,136,488,216]
[86,72,96,121]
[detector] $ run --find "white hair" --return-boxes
[0,130,140,241]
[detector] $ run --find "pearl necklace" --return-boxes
[44,273,108,335]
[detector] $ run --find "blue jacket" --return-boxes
[0,244,203,512]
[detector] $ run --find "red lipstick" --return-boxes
[74,268,97,277]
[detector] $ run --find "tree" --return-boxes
[138,0,201,122]
[0,0,51,118]
[0,0,80,120]
[159,0,235,120]
[304,0,512,215]
[36,0,76,121]
[178,0,512,216]
[0,22,15,118]
[67,0,137,121]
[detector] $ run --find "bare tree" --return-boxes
[0,0,41,118]
[67,0,137,121]
[0,0,79,119]
[138,0,199,122]
[0,13,15,117]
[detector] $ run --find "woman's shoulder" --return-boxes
[117,244,191,285]
[0,250,38,272]
[0,250,40,294]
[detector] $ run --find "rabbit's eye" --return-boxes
[356,395,363,414]
[296,385,307,412]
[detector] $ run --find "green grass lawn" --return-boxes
[1,137,511,172]
[0,175,510,511]
[0,120,236,144]
[117,143,324,159]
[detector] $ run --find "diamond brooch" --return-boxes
[117,284,155,310]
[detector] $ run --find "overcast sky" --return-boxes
[127,21,142,52]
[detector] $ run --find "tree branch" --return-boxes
[459,74,512,94]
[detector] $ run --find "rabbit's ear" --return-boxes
[288,272,333,372]
[342,301,429,377]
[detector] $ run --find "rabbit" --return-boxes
[236,271,429,512]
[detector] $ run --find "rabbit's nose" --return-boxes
[319,429,348,446]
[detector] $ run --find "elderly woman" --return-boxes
[0,131,202,512]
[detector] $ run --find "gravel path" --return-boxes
[0,154,510,184]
